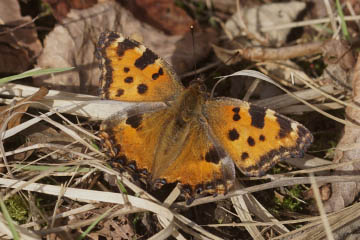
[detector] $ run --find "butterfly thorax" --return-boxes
[151,83,206,180]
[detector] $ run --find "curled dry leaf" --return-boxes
[0,0,42,73]
[0,86,49,130]
[225,1,306,45]
[35,1,214,94]
[303,183,331,202]
[320,39,355,90]
[323,55,360,213]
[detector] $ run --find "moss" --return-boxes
[4,194,28,224]
[275,185,306,212]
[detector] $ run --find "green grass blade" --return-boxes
[0,67,75,84]
[336,0,349,40]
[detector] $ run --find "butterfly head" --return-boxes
[188,77,207,95]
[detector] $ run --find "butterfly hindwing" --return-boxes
[158,122,235,198]
[203,97,313,176]
[96,31,184,102]
[99,104,236,199]
[99,104,169,176]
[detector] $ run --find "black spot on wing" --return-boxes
[117,38,139,57]
[126,115,143,129]
[249,105,266,129]
[123,67,130,73]
[152,67,164,80]
[228,128,239,141]
[276,114,292,138]
[247,136,255,146]
[233,113,240,121]
[135,48,158,70]
[241,152,249,160]
[137,84,148,94]
[124,76,133,83]
[232,107,240,113]
[116,89,124,97]
[205,147,222,164]
[259,135,265,141]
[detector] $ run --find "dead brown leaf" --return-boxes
[320,39,355,89]
[225,1,306,45]
[44,0,98,21]
[323,55,360,213]
[0,0,42,73]
[303,183,331,202]
[0,86,48,130]
[126,0,195,35]
[35,1,214,94]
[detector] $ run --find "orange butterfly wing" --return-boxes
[96,31,184,102]
[99,105,235,200]
[203,97,313,176]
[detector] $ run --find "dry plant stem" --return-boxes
[257,65,302,90]
[238,42,323,61]
[346,2,360,30]
[310,174,335,240]
[254,85,335,110]
[0,178,175,240]
[283,157,360,176]
[94,165,219,239]
[261,15,360,32]
[324,0,337,35]
[231,181,264,240]
[1,143,97,160]
[243,191,289,234]
[295,72,360,111]
[173,214,223,240]
[182,175,360,207]
[21,204,100,228]
[206,215,323,227]
[0,15,39,36]
[273,202,360,239]
[35,207,142,235]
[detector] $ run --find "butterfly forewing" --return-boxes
[203,97,313,176]
[97,31,183,102]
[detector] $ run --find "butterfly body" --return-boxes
[96,31,313,202]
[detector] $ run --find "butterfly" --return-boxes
[96,31,313,203]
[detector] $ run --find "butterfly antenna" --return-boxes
[190,25,199,80]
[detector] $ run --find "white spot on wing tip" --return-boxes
[117,36,125,43]
[291,122,298,130]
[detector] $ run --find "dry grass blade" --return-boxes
[0,178,175,239]
[0,83,143,120]
[0,214,40,240]
[181,175,360,207]
[231,189,264,240]
[310,173,334,240]
[260,15,360,32]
